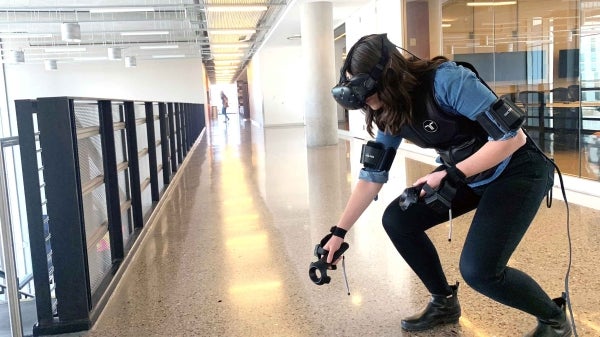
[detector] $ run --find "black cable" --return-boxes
[522,128,578,337]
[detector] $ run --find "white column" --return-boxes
[301,1,338,147]
[429,0,443,57]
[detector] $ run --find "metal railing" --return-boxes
[10,98,205,336]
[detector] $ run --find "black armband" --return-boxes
[360,141,396,172]
[445,166,467,186]
[331,226,347,239]
[476,97,526,140]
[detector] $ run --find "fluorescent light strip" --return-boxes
[210,29,256,35]
[206,5,267,12]
[152,55,185,59]
[211,43,250,49]
[140,45,179,50]
[0,33,53,38]
[90,7,155,13]
[45,47,87,53]
[121,31,169,36]
[74,56,108,61]
[213,53,244,58]
[466,1,516,6]
[213,60,241,65]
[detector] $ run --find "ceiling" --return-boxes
[0,0,370,84]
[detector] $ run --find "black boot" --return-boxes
[401,282,461,331]
[524,295,572,337]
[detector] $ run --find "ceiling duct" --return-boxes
[44,59,58,70]
[125,56,137,68]
[61,22,81,42]
[108,47,123,60]
[9,50,25,63]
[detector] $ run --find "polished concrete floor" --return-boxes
[64,113,599,336]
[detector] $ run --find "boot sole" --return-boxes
[401,315,461,332]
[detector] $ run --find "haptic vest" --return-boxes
[397,67,496,182]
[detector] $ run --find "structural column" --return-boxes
[301,1,338,147]
[428,0,443,57]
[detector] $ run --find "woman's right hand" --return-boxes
[323,235,345,265]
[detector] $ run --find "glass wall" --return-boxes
[442,0,600,180]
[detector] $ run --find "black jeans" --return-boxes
[382,138,561,320]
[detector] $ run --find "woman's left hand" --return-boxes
[413,170,448,196]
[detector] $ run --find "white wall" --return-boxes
[258,45,304,126]
[247,55,264,126]
[4,58,206,135]
[344,0,404,140]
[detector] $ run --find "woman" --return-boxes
[220,91,230,121]
[325,34,570,337]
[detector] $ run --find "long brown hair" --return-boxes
[347,34,448,136]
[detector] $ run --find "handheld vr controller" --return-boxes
[308,242,349,285]
[398,181,457,215]
[398,183,425,211]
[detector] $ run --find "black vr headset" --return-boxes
[331,34,391,110]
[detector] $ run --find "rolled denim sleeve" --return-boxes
[359,168,389,183]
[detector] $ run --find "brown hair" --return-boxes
[347,35,448,136]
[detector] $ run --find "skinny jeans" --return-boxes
[382,138,561,320]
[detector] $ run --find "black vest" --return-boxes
[396,66,497,183]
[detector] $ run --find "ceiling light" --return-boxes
[61,22,81,42]
[139,45,179,50]
[44,59,57,71]
[213,60,241,65]
[44,47,87,53]
[121,31,169,36]
[0,33,53,38]
[9,50,25,63]
[442,23,452,28]
[73,56,108,61]
[213,53,244,58]
[466,1,517,6]
[211,43,250,49]
[108,47,123,60]
[206,5,268,12]
[152,55,185,59]
[125,56,137,68]
[89,7,155,13]
[210,29,256,35]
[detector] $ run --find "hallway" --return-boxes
[72,114,599,337]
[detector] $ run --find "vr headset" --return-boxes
[331,34,391,110]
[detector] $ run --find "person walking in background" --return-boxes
[220,91,230,121]
[325,33,570,337]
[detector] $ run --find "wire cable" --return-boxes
[522,128,578,336]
